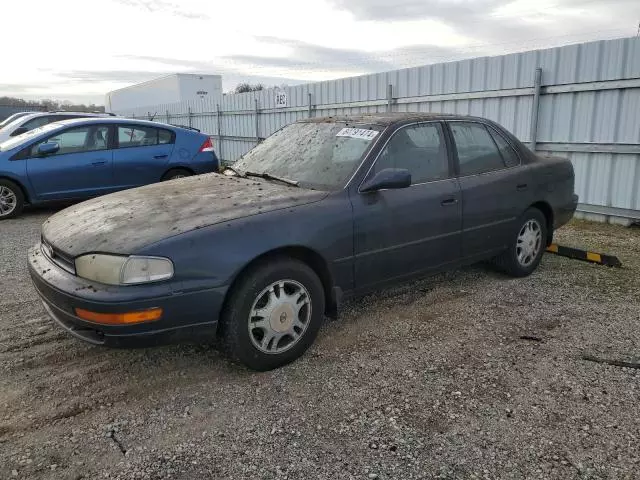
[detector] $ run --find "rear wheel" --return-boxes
[0,179,24,220]
[162,168,192,181]
[219,257,325,371]
[492,207,547,277]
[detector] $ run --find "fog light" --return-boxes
[75,307,162,325]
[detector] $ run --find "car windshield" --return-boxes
[0,112,31,130]
[231,122,383,190]
[0,122,61,152]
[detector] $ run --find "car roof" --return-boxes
[50,117,181,130]
[298,113,487,127]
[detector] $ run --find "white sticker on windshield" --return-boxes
[336,128,379,140]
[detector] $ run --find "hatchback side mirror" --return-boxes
[37,142,60,156]
[360,168,411,193]
[10,126,28,137]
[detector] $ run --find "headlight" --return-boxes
[75,254,174,285]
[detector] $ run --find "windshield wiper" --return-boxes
[244,171,299,187]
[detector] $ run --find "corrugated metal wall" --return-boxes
[113,36,640,224]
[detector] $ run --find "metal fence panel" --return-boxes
[111,36,640,223]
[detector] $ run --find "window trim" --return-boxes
[356,120,453,194]
[115,124,176,149]
[18,124,114,160]
[485,124,522,168]
[446,119,522,179]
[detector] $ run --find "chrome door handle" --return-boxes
[92,160,106,166]
[441,198,458,206]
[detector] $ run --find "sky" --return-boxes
[2,0,639,105]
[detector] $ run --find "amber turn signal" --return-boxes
[75,307,162,325]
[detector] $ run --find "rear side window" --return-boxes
[117,126,174,148]
[159,129,174,144]
[488,127,520,167]
[450,122,506,176]
[21,116,53,131]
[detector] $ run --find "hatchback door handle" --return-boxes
[154,154,168,159]
[91,160,106,166]
[517,183,528,191]
[441,198,458,206]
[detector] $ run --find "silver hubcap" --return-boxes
[172,174,186,179]
[0,186,17,216]
[248,280,312,354]
[516,219,542,267]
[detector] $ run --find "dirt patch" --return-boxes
[1,212,639,479]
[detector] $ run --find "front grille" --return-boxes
[41,239,76,274]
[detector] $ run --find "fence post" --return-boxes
[308,92,313,118]
[529,68,542,152]
[188,106,193,128]
[387,84,394,112]
[255,98,260,144]
[216,104,223,164]
[166,110,170,125]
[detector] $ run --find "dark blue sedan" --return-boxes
[0,118,219,219]
[28,113,577,371]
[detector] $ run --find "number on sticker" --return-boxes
[275,91,288,108]
[336,128,379,140]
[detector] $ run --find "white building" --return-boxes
[105,73,222,114]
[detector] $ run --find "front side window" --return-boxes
[118,126,173,147]
[371,123,449,184]
[450,122,506,176]
[30,125,110,157]
[21,116,54,131]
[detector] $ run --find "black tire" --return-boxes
[161,168,192,181]
[219,257,325,371]
[492,207,548,277]
[0,179,25,220]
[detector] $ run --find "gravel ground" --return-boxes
[1,209,639,480]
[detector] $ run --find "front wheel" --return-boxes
[0,179,24,220]
[492,207,548,277]
[219,257,325,371]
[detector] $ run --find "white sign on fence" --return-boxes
[275,90,288,108]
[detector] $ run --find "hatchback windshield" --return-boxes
[231,122,383,190]
[0,112,32,130]
[0,122,61,152]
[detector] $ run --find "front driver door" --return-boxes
[350,122,462,291]
[26,124,115,201]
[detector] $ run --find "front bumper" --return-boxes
[28,244,227,347]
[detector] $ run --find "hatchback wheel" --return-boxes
[492,207,548,277]
[162,168,192,181]
[220,257,325,371]
[0,179,24,220]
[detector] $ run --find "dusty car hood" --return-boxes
[42,173,326,256]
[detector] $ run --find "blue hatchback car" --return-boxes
[0,118,219,219]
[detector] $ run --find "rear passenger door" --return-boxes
[447,121,534,260]
[112,125,175,189]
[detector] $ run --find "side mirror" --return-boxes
[10,126,28,137]
[360,168,411,193]
[37,142,60,156]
